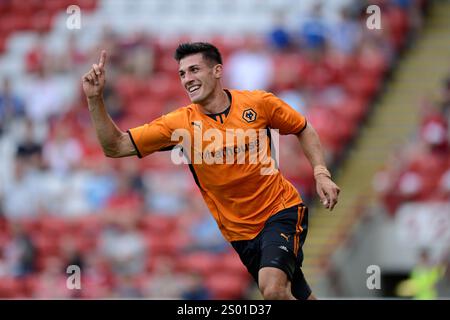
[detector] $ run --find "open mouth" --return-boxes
[187,85,201,94]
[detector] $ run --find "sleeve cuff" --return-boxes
[295,120,308,135]
[127,130,143,158]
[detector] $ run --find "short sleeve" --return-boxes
[261,91,307,135]
[127,109,187,158]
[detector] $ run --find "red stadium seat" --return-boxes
[76,0,97,11]
[128,97,164,122]
[205,273,250,299]
[215,252,248,279]
[10,0,36,16]
[144,230,190,257]
[175,252,219,277]
[139,215,177,234]
[0,16,18,34]
[32,232,61,258]
[0,1,11,15]
[21,274,40,297]
[30,11,53,32]
[44,0,68,15]
[0,33,6,53]
[0,277,23,298]
[36,216,67,238]
[343,72,380,101]
[69,214,102,235]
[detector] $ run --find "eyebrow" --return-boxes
[178,64,201,73]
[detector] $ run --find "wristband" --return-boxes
[314,165,331,179]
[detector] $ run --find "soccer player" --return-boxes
[82,42,340,300]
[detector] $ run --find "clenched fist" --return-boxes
[82,50,107,99]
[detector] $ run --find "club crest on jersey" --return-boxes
[242,108,257,123]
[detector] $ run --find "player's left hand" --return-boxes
[315,176,340,211]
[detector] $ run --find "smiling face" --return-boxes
[178,53,222,105]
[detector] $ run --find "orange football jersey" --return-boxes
[128,89,307,241]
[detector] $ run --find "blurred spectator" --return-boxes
[2,159,42,219]
[226,38,274,90]
[143,256,187,299]
[82,163,117,212]
[267,11,293,51]
[373,147,408,214]
[0,248,8,277]
[419,106,449,153]
[3,222,36,277]
[396,248,446,299]
[120,160,146,195]
[359,24,396,69]
[59,33,87,73]
[441,75,450,119]
[24,67,65,124]
[119,31,155,79]
[181,272,212,300]
[181,202,228,254]
[0,77,25,135]
[80,253,114,298]
[104,84,126,121]
[33,256,71,299]
[60,235,85,270]
[438,168,450,200]
[103,170,145,219]
[299,3,328,52]
[278,88,308,114]
[99,217,147,276]
[375,74,450,213]
[43,124,83,176]
[113,274,144,298]
[328,7,361,55]
[144,169,191,215]
[15,119,43,168]
[437,250,450,297]
[25,33,47,74]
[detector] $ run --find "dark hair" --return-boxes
[174,42,222,65]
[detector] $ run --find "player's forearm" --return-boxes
[297,124,329,174]
[87,96,126,157]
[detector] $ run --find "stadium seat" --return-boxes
[205,272,250,299]
[343,71,380,101]
[175,252,220,277]
[139,214,177,234]
[32,232,61,258]
[0,277,23,298]
[215,252,248,279]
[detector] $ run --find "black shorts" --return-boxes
[231,204,311,300]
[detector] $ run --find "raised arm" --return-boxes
[82,50,136,158]
[297,123,340,211]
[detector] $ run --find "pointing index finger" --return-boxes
[99,50,106,68]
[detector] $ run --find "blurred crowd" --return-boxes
[0,0,428,298]
[373,71,450,215]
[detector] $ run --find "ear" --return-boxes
[213,64,223,79]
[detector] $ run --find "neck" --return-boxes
[198,87,229,114]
